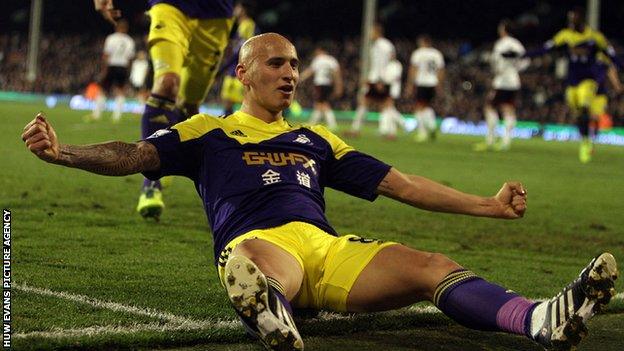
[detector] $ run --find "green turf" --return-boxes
[3,101,624,350]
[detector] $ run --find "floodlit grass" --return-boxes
[3,101,624,350]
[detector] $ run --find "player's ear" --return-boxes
[236,64,250,85]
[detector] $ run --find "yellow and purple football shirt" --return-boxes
[142,111,391,263]
[148,0,233,19]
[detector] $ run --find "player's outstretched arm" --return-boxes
[22,113,160,176]
[376,167,526,219]
[93,0,121,26]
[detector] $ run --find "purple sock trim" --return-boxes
[271,287,293,315]
[496,296,536,335]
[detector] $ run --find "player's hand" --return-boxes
[94,0,121,26]
[22,113,60,163]
[493,182,527,219]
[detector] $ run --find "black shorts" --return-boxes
[490,89,518,106]
[415,86,436,104]
[101,66,129,91]
[314,85,333,103]
[365,82,390,100]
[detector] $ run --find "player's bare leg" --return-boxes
[137,71,181,220]
[347,245,618,350]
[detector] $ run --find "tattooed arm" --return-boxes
[376,167,527,219]
[22,113,159,176]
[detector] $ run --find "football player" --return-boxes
[24,33,618,351]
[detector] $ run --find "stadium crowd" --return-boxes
[2,33,624,125]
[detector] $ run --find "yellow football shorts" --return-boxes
[217,221,397,312]
[220,75,245,103]
[590,94,607,117]
[148,3,233,105]
[565,79,598,115]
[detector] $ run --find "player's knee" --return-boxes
[152,73,180,100]
[423,252,461,278]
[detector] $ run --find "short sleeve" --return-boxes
[437,51,445,68]
[551,29,568,47]
[309,125,391,201]
[141,128,204,181]
[410,51,419,66]
[327,151,392,201]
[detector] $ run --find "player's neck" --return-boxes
[239,102,282,123]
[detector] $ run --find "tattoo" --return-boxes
[53,141,160,176]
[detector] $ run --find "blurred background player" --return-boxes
[378,57,403,140]
[405,34,445,143]
[590,54,622,138]
[219,0,257,116]
[299,46,343,130]
[95,0,234,220]
[475,20,528,152]
[88,19,135,123]
[129,50,150,104]
[523,7,622,163]
[348,23,395,137]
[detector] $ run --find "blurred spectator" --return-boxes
[2,33,623,126]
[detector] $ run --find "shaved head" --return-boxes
[235,32,300,121]
[239,33,295,67]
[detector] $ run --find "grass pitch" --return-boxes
[3,101,624,350]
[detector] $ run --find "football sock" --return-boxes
[112,95,125,121]
[267,276,293,315]
[141,94,179,139]
[325,110,337,130]
[484,107,499,145]
[416,110,428,139]
[434,269,537,335]
[93,94,106,119]
[423,107,437,132]
[502,112,516,147]
[380,107,396,136]
[351,106,367,131]
[577,110,590,137]
[140,94,180,192]
[390,107,405,130]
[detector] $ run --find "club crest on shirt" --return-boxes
[147,129,172,139]
[293,134,311,144]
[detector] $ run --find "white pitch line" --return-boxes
[13,320,240,339]
[14,282,218,328]
[13,283,624,340]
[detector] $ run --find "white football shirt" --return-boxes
[383,59,403,99]
[368,37,395,83]
[310,53,339,86]
[410,47,445,87]
[104,32,136,67]
[491,36,528,90]
[130,58,149,87]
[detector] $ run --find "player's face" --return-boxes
[248,42,299,112]
[567,11,583,31]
